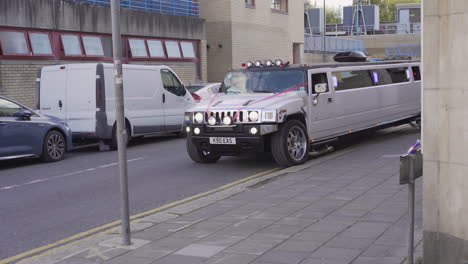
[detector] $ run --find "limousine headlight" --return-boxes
[248,111,259,122]
[262,111,277,122]
[194,112,204,123]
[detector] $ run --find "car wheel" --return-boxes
[271,120,310,167]
[41,130,66,162]
[186,134,221,163]
[109,123,131,151]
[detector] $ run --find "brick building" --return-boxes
[200,0,304,82]
[0,0,206,107]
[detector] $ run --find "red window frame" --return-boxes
[271,0,288,13]
[164,40,183,59]
[81,34,106,58]
[245,0,255,7]
[60,33,85,57]
[128,37,150,58]
[28,31,54,56]
[179,41,197,59]
[0,27,199,64]
[0,30,30,56]
[146,39,167,59]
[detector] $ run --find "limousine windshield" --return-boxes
[220,69,305,94]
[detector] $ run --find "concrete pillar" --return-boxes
[423,1,468,263]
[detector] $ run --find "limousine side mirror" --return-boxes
[314,83,328,94]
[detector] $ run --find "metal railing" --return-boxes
[72,0,200,17]
[304,34,367,54]
[305,23,421,36]
[386,44,421,57]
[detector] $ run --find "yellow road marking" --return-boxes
[1,167,280,264]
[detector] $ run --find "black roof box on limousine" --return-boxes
[333,51,367,62]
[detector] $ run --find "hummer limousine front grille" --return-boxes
[204,110,260,124]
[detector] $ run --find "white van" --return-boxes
[37,63,194,148]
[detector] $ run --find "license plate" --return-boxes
[209,137,236,145]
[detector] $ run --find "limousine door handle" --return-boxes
[327,97,333,103]
[162,93,166,103]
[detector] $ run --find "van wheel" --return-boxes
[109,123,131,150]
[186,134,220,163]
[271,120,310,167]
[41,130,66,162]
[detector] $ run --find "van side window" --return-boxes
[412,66,421,81]
[386,67,409,83]
[161,70,186,97]
[332,70,373,91]
[0,98,21,117]
[311,73,329,93]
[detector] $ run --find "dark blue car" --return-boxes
[0,96,72,162]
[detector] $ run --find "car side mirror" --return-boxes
[314,83,328,94]
[18,109,33,119]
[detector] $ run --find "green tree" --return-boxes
[304,2,342,24]
[369,0,421,22]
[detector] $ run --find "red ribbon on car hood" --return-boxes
[232,82,309,123]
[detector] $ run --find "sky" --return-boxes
[305,0,353,9]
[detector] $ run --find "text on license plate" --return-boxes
[209,137,236,145]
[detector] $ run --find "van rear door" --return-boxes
[66,64,97,133]
[39,65,67,121]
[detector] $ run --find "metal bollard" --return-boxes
[400,143,423,264]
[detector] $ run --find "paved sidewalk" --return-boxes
[41,127,422,264]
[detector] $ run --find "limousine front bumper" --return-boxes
[187,124,278,155]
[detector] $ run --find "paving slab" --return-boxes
[21,126,423,264]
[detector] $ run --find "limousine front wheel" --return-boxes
[271,120,310,167]
[186,134,221,163]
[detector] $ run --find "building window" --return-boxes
[61,34,83,56]
[180,42,196,58]
[147,40,166,58]
[128,38,148,57]
[245,0,255,7]
[165,41,182,58]
[0,31,29,55]
[271,0,288,12]
[29,33,52,55]
[82,36,104,56]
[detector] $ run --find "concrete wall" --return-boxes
[201,0,304,82]
[423,1,468,263]
[0,0,205,40]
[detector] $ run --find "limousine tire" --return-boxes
[186,134,221,163]
[41,130,66,162]
[271,120,310,167]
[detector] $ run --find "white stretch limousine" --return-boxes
[184,57,421,167]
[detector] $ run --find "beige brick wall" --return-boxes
[201,0,304,82]
[0,64,44,108]
[200,0,232,83]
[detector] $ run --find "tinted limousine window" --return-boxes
[332,70,373,91]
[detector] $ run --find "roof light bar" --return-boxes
[254,60,262,67]
[265,60,273,67]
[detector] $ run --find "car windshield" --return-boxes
[219,69,306,94]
